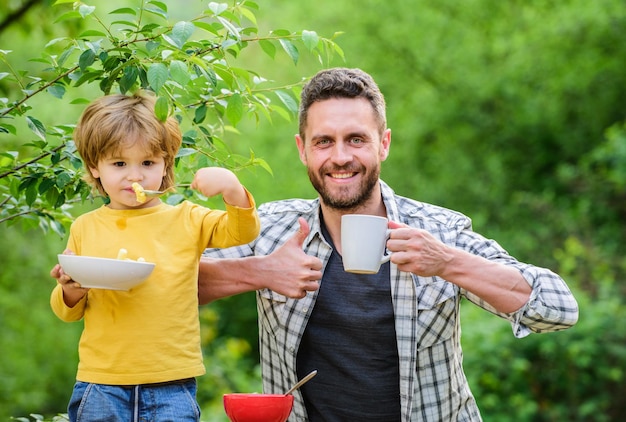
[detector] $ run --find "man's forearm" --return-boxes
[440,248,532,313]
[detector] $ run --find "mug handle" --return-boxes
[381,229,392,264]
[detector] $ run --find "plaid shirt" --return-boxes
[205,180,578,421]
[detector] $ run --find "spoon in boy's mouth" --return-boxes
[131,183,191,202]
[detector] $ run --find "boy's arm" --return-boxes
[50,248,90,308]
[191,167,252,208]
[50,263,88,322]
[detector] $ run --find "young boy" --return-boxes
[49,92,260,421]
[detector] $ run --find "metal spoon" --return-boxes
[284,370,318,396]
[142,184,191,198]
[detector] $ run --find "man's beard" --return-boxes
[307,164,380,211]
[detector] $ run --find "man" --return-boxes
[199,67,578,421]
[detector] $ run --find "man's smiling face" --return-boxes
[296,97,390,211]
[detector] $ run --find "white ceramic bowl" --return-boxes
[57,254,156,291]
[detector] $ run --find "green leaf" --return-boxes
[161,49,175,60]
[110,19,137,27]
[53,10,82,23]
[0,123,16,135]
[212,64,235,88]
[46,187,60,208]
[239,7,257,25]
[270,104,291,122]
[38,178,56,194]
[145,1,168,19]
[271,29,291,36]
[24,140,46,149]
[169,60,190,86]
[9,176,19,198]
[194,104,207,124]
[138,66,149,88]
[172,21,195,45]
[57,46,75,67]
[198,125,212,138]
[0,150,18,160]
[176,148,197,158]
[110,7,137,15]
[275,90,298,114]
[162,34,181,49]
[193,21,219,36]
[146,40,161,53]
[100,76,115,94]
[26,116,46,140]
[56,172,72,188]
[279,39,299,64]
[54,190,66,208]
[50,151,61,165]
[154,96,169,121]
[147,63,168,93]
[204,67,218,87]
[77,29,107,38]
[226,93,244,126]
[244,1,259,10]
[208,2,228,15]
[78,5,96,18]
[217,16,240,39]
[251,155,273,175]
[44,37,68,48]
[47,84,66,99]
[78,49,96,71]
[332,41,346,60]
[70,98,91,105]
[73,70,104,87]
[301,30,319,51]
[165,194,184,205]
[25,183,37,206]
[148,0,168,12]
[259,39,276,59]
[50,219,66,237]
[140,23,160,34]
[119,66,138,94]
[182,130,198,145]
[101,55,120,71]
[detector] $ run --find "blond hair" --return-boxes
[74,93,181,196]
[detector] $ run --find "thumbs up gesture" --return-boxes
[267,217,322,298]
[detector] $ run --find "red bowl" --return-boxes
[223,393,294,422]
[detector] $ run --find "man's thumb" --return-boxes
[293,217,310,246]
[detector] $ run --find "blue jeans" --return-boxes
[68,379,201,422]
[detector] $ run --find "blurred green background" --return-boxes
[2,0,626,420]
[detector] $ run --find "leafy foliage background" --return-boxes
[2,0,626,421]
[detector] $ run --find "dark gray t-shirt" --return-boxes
[296,228,401,421]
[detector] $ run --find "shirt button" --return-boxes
[302,308,308,313]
